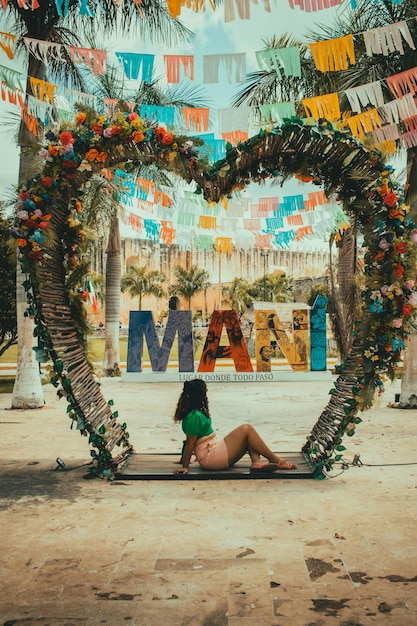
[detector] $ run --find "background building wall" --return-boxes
[92,237,330,324]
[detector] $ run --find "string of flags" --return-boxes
[0,0,404,19]
[1,11,417,148]
[115,168,350,251]
[2,17,415,84]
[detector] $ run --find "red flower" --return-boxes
[394,242,407,254]
[394,263,404,279]
[155,127,166,141]
[384,193,399,207]
[42,176,53,188]
[402,303,413,316]
[161,132,173,146]
[37,221,49,230]
[28,249,43,260]
[62,160,78,169]
[111,125,122,135]
[92,124,103,135]
[19,191,30,201]
[60,131,74,146]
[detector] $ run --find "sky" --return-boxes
[0,1,344,199]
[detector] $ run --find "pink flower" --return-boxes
[410,229,417,244]
[404,280,415,290]
[380,285,389,295]
[128,113,139,121]
[408,292,417,305]
[392,318,403,328]
[103,128,113,138]
[379,238,389,250]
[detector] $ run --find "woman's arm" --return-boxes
[174,434,197,474]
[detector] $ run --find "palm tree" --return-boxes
[79,173,123,376]
[5,0,192,406]
[170,265,211,310]
[250,273,294,303]
[121,265,167,310]
[222,277,253,313]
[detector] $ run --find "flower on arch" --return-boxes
[96,151,108,164]
[86,149,99,162]
[370,300,383,313]
[78,160,92,172]
[394,241,407,254]
[402,303,413,316]
[76,112,87,126]
[60,131,74,146]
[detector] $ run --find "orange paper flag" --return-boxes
[309,35,355,72]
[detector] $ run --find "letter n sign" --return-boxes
[198,310,253,372]
[310,295,327,371]
[126,310,194,372]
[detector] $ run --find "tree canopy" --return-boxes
[121,265,167,310]
[170,265,211,309]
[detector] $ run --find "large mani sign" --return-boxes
[126,296,327,376]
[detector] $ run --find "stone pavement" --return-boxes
[1,376,417,626]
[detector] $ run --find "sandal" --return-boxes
[276,458,296,470]
[250,462,278,474]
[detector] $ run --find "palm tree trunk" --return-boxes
[11,62,45,408]
[11,262,44,408]
[327,229,360,363]
[399,149,417,406]
[399,335,417,408]
[103,218,121,376]
[33,195,132,471]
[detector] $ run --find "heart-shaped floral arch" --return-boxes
[13,108,417,477]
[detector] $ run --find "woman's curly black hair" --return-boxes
[173,378,210,422]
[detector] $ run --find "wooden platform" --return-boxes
[115,452,316,480]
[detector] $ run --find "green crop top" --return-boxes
[182,410,214,439]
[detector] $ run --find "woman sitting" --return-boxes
[173,378,296,474]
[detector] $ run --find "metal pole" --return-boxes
[261,250,269,301]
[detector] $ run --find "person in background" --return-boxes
[173,378,296,474]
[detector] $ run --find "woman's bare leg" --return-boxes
[223,424,295,468]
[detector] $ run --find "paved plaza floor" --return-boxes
[1,375,417,625]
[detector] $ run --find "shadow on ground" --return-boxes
[0,464,87,509]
